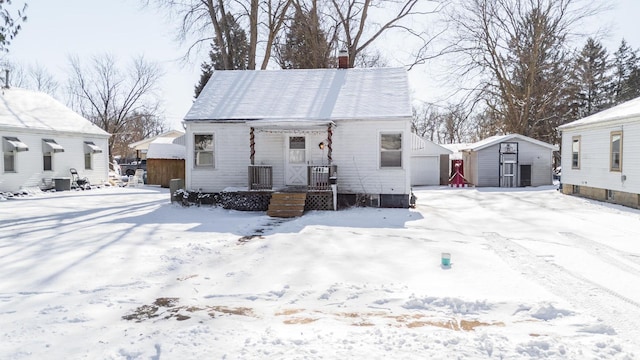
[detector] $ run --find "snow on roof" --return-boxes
[185,67,412,121]
[410,133,452,155]
[0,87,110,137]
[441,143,472,153]
[463,134,558,152]
[129,130,185,150]
[146,140,186,159]
[559,96,640,129]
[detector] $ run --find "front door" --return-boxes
[286,135,307,186]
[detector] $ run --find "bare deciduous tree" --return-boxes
[329,0,444,68]
[0,1,27,52]
[144,0,292,70]
[5,62,59,96]
[66,54,166,160]
[447,0,604,143]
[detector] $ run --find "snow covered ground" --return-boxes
[1,185,639,359]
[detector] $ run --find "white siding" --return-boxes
[186,123,250,192]
[185,118,412,196]
[561,120,640,193]
[476,145,499,187]
[1,130,109,192]
[517,141,554,186]
[331,119,411,195]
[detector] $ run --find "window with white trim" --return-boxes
[194,134,214,167]
[380,133,402,168]
[610,131,622,172]
[571,136,580,169]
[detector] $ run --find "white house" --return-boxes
[128,129,184,161]
[559,97,640,208]
[460,134,557,187]
[0,87,110,193]
[183,66,413,208]
[410,134,452,186]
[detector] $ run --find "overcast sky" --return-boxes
[4,0,640,131]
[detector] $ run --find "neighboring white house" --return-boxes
[558,97,640,208]
[183,65,413,208]
[128,130,185,161]
[410,134,452,186]
[460,134,557,187]
[0,87,110,193]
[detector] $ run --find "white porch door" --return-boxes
[286,135,307,186]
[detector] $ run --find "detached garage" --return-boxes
[410,134,452,186]
[460,134,557,187]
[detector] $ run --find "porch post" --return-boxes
[327,123,333,165]
[250,127,255,165]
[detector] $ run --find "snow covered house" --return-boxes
[128,130,184,161]
[559,97,640,208]
[1,87,110,193]
[410,134,452,186]
[460,134,557,187]
[183,65,413,209]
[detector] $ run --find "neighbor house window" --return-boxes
[43,152,53,171]
[380,133,402,168]
[4,151,15,172]
[610,131,622,172]
[84,153,92,170]
[194,134,214,167]
[42,139,64,172]
[3,136,29,172]
[83,141,103,170]
[571,136,580,169]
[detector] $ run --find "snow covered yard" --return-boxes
[1,186,639,359]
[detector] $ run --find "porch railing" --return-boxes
[248,165,273,190]
[307,165,337,191]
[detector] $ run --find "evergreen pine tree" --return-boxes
[611,39,640,104]
[276,5,332,69]
[570,38,611,117]
[194,14,249,98]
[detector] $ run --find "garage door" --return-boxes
[411,156,439,186]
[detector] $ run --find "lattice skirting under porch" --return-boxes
[304,192,333,211]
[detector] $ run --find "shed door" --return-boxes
[286,135,307,186]
[520,165,531,187]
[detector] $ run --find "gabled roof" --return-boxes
[559,96,640,130]
[184,67,412,121]
[129,130,185,150]
[463,134,558,152]
[0,87,110,137]
[411,133,453,155]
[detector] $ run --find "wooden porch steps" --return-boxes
[267,192,307,218]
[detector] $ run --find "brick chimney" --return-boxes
[338,49,349,69]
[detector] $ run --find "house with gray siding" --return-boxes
[183,64,413,208]
[1,87,110,193]
[559,97,640,208]
[460,134,557,187]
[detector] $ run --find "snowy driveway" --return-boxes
[1,186,639,359]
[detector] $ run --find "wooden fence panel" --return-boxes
[148,159,185,187]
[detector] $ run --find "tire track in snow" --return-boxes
[560,231,640,274]
[484,232,640,341]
